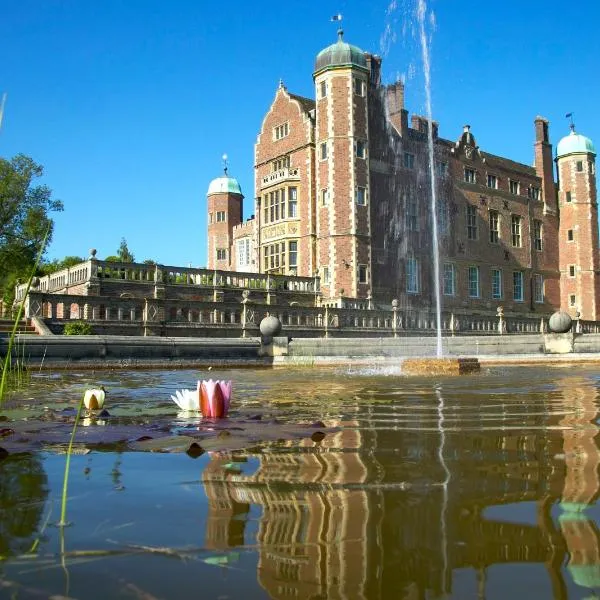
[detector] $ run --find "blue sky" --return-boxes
[2,0,599,267]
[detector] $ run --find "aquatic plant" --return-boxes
[0,226,50,407]
[83,387,106,410]
[58,390,85,527]
[171,379,232,417]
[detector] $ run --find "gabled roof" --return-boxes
[289,93,315,115]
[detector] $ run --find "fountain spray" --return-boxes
[416,0,443,357]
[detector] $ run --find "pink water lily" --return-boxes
[170,379,232,418]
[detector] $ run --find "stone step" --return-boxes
[0,319,38,335]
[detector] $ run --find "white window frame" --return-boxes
[466,205,478,240]
[288,240,298,269]
[511,215,522,247]
[274,122,289,141]
[509,179,520,195]
[319,80,327,99]
[443,263,456,296]
[533,274,544,303]
[358,264,368,284]
[468,266,480,298]
[489,210,500,243]
[513,271,524,302]
[491,269,503,300]
[487,174,498,189]
[320,142,328,161]
[356,140,366,159]
[464,168,476,183]
[406,258,419,293]
[534,220,543,251]
[216,248,227,261]
[356,186,367,206]
[353,78,364,97]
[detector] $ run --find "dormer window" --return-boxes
[464,168,476,183]
[274,122,289,140]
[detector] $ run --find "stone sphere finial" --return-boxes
[89,248,97,258]
[548,311,572,333]
[260,315,282,338]
[391,299,398,308]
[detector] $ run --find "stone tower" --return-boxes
[206,165,244,270]
[556,125,598,319]
[313,30,372,304]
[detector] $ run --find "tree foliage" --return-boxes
[117,238,134,263]
[39,255,85,275]
[0,154,63,303]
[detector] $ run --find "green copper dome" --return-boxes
[314,30,367,75]
[207,176,242,196]
[556,129,596,158]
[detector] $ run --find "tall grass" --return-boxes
[0,226,50,407]
[58,391,85,527]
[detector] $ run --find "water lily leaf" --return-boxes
[129,435,198,453]
[203,552,240,566]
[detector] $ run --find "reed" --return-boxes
[0,226,50,407]
[58,391,85,527]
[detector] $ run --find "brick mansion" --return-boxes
[207,30,598,319]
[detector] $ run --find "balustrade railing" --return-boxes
[21,290,555,338]
[14,259,320,301]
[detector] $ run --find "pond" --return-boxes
[1,364,599,599]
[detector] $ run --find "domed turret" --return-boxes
[207,175,242,196]
[314,30,367,76]
[556,128,596,158]
[206,157,244,270]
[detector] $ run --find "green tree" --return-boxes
[0,154,63,304]
[117,237,134,263]
[39,255,85,275]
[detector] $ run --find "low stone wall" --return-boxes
[4,332,600,370]
[1,335,264,368]
[285,334,546,362]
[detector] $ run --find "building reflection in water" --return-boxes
[199,380,600,599]
[557,377,600,597]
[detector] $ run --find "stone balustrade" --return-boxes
[14,260,320,302]
[22,290,550,338]
[260,167,300,189]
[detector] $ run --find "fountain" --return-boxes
[390,0,480,376]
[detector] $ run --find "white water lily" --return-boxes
[170,386,200,412]
[83,388,106,410]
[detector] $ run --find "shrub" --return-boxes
[63,321,93,335]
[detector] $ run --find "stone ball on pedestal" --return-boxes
[259,315,282,338]
[548,311,572,333]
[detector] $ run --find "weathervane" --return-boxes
[331,13,343,38]
[222,153,229,176]
[566,112,575,132]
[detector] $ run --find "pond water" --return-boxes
[1,364,600,599]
